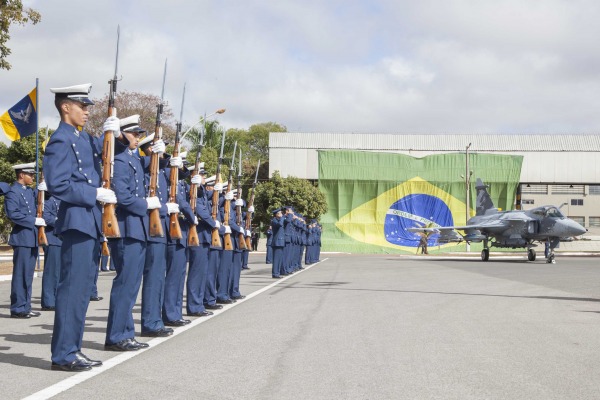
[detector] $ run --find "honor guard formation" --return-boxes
[1,83,321,372]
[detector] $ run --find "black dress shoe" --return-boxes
[129,338,149,349]
[41,306,56,311]
[75,351,102,367]
[51,359,92,372]
[231,295,246,300]
[187,310,213,317]
[90,296,103,301]
[205,303,223,310]
[104,339,140,352]
[141,327,174,337]
[11,310,40,318]
[272,276,282,279]
[216,298,234,304]
[164,319,189,327]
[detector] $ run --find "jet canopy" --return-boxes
[530,206,565,219]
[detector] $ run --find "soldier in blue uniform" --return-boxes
[104,115,158,351]
[186,165,222,317]
[138,134,180,337]
[282,206,295,275]
[229,192,246,300]
[163,155,195,326]
[5,162,43,318]
[216,187,241,305]
[44,83,121,371]
[265,226,273,264]
[41,193,61,311]
[204,177,228,310]
[270,208,285,278]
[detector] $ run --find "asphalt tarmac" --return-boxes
[2,253,600,399]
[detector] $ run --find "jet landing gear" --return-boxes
[527,249,536,261]
[546,253,556,264]
[481,240,490,261]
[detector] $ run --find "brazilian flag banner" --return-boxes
[318,150,523,254]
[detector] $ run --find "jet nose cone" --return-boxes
[567,219,587,236]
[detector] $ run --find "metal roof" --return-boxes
[269,133,600,152]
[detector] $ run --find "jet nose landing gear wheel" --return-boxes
[528,249,536,261]
[546,254,555,264]
[481,249,490,261]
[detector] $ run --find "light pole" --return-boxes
[465,143,472,252]
[180,108,226,141]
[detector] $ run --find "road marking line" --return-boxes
[23,258,328,400]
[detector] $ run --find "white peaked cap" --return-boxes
[12,162,36,173]
[138,133,155,147]
[179,151,187,159]
[50,83,94,105]
[205,175,216,184]
[120,115,145,133]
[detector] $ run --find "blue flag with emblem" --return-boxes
[0,88,38,142]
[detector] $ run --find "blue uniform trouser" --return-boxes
[230,251,242,298]
[298,246,305,268]
[51,231,98,365]
[41,245,60,309]
[242,249,249,269]
[283,244,292,274]
[142,241,167,333]
[10,246,38,314]
[91,259,100,298]
[217,249,233,301]
[187,243,209,314]
[100,253,115,271]
[266,244,273,264]
[204,248,221,306]
[272,246,283,277]
[163,243,188,322]
[105,238,145,345]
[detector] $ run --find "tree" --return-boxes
[86,91,176,140]
[253,171,327,231]
[0,1,41,70]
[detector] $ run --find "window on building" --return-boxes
[571,199,584,206]
[552,185,584,195]
[590,185,600,195]
[590,217,600,227]
[521,184,547,194]
[569,216,585,226]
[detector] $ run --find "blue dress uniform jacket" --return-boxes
[113,149,149,241]
[44,122,104,238]
[271,216,285,277]
[5,182,39,314]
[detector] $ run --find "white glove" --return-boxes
[166,202,180,214]
[224,225,231,234]
[146,196,161,209]
[224,191,234,201]
[214,220,221,229]
[103,116,121,138]
[235,199,243,206]
[151,139,166,154]
[213,182,223,192]
[169,156,183,168]
[248,206,255,213]
[96,187,117,204]
[37,182,47,192]
[191,175,202,185]
[247,229,251,236]
[237,225,245,234]
[35,217,46,227]
[194,216,198,225]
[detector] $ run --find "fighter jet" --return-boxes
[408,178,587,263]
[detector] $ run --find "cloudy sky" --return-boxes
[2,0,600,134]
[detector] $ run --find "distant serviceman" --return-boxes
[265,226,273,264]
[5,162,43,318]
[270,208,285,278]
[45,83,120,371]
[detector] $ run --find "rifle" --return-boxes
[210,131,226,248]
[187,145,203,247]
[245,160,260,250]
[235,149,247,250]
[36,171,47,246]
[168,84,185,240]
[101,26,121,239]
[148,59,168,238]
[221,142,236,251]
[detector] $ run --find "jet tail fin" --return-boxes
[475,178,496,216]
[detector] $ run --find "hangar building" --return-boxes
[269,133,600,229]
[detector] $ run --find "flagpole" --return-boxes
[35,78,41,273]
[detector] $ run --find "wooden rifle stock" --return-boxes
[101,240,110,256]
[187,162,200,247]
[210,173,222,248]
[221,169,234,251]
[148,126,164,238]
[101,106,121,238]
[36,172,48,246]
[245,188,256,250]
[168,123,182,240]
[235,177,247,251]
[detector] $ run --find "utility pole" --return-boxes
[465,143,472,252]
